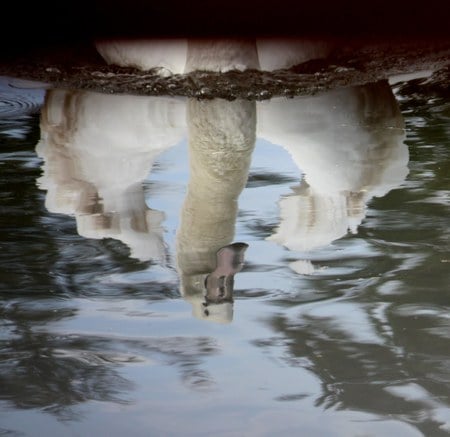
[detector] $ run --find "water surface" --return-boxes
[1,74,449,436]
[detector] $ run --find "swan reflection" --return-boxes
[176,98,255,322]
[36,79,408,318]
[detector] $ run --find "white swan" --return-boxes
[256,38,333,71]
[175,98,255,322]
[95,38,188,75]
[36,89,187,262]
[184,39,259,73]
[94,37,332,74]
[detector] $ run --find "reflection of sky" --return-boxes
[2,73,450,436]
[143,140,189,250]
[240,139,301,221]
[0,76,46,140]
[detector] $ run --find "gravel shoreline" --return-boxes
[1,38,449,100]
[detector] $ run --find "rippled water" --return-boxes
[1,73,449,436]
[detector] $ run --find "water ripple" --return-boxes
[0,77,45,119]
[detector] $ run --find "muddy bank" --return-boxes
[1,38,449,100]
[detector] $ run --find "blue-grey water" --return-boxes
[1,73,449,436]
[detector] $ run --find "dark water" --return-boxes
[0,73,449,436]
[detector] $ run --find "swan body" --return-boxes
[185,39,259,72]
[95,38,188,75]
[94,38,332,74]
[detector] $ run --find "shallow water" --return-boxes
[1,73,449,436]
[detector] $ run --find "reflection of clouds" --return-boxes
[258,81,408,257]
[36,89,186,261]
[176,99,255,323]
